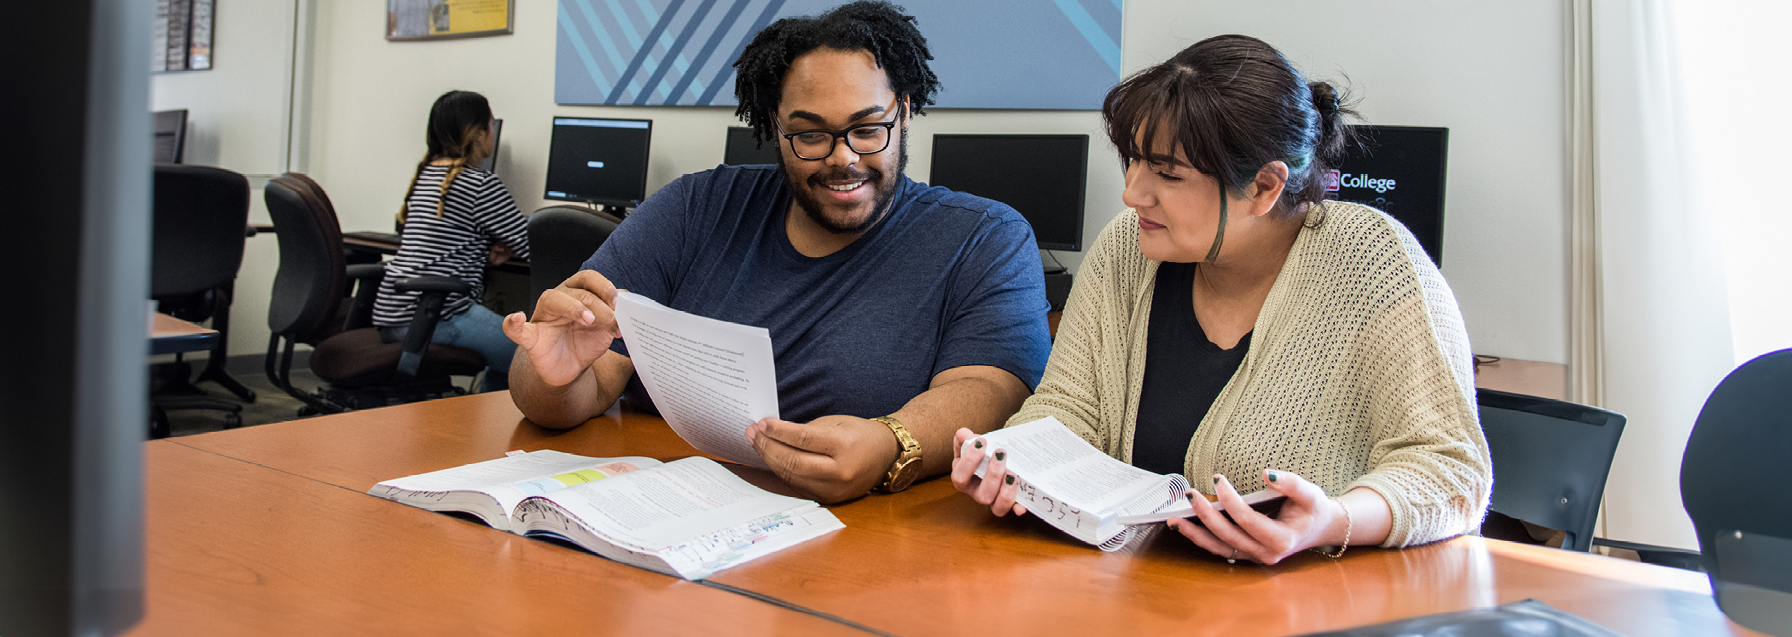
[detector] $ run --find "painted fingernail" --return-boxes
[1213,475,1221,484]
[994,451,1005,462]
[973,440,983,449]
[1268,471,1279,482]
[1185,492,1196,501]
[1004,474,1015,485]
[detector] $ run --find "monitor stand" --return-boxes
[1043,268,1073,311]
[1043,265,1067,275]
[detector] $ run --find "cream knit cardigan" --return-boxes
[1008,202,1491,547]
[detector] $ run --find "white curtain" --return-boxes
[1672,1,1792,365]
[1585,0,1737,550]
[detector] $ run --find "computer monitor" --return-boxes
[1325,125,1449,266]
[479,118,502,172]
[724,126,782,166]
[153,109,187,163]
[929,134,1088,252]
[544,116,652,208]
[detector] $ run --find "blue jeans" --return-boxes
[379,304,516,392]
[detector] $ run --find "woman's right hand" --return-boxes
[502,270,624,387]
[950,428,1028,517]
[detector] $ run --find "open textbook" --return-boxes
[963,417,1283,551]
[613,291,778,469]
[369,450,843,580]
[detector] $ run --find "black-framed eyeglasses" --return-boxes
[776,110,900,160]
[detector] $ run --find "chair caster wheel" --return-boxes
[223,413,243,429]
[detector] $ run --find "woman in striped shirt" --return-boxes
[373,90,530,392]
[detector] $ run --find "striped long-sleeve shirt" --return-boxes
[372,164,530,327]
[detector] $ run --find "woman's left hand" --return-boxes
[1167,469,1348,565]
[489,244,515,265]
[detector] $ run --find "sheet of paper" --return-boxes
[613,292,778,468]
[965,417,1169,513]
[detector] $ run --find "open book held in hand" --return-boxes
[612,291,779,469]
[370,450,843,580]
[963,417,1283,551]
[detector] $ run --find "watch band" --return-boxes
[870,415,923,492]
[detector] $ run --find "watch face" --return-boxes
[889,459,922,492]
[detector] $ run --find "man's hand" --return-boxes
[502,270,623,387]
[745,415,901,504]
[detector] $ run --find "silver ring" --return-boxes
[1227,549,1238,564]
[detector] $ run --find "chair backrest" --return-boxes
[527,206,619,314]
[1477,389,1626,552]
[1683,349,1792,635]
[151,164,249,300]
[281,172,340,220]
[263,174,348,343]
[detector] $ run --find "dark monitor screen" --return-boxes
[544,117,652,208]
[479,118,502,172]
[724,126,781,166]
[1325,125,1449,266]
[153,109,187,164]
[929,134,1088,251]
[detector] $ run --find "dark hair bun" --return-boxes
[1308,81,1353,167]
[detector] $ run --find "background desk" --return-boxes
[149,312,218,355]
[141,393,1759,636]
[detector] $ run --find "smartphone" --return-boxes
[1116,489,1287,526]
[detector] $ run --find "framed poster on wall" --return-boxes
[153,0,214,72]
[388,0,515,41]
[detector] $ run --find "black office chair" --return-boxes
[262,173,486,414]
[526,206,620,314]
[1475,389,1625,552]
[149,164,256,436]
[1682,349,1792,636]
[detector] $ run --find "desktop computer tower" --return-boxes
[1044,271,1074,312]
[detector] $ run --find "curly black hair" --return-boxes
[732,1,941,146]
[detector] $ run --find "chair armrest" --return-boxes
[345,263,386,280]
[394,275,471,295]
[392,276,475,380]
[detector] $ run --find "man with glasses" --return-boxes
[504,1,1049,504]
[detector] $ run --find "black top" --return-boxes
[1132,262,1252,476]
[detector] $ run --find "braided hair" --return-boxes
[399,90,493,222]
[732,1,941,145]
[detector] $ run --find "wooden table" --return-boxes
[149,312,218,355]
[141,392,1759,636]
[1475,357,1569,401]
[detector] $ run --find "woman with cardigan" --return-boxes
[951,36,1490,564]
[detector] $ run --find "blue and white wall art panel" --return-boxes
[555,0,1123,109]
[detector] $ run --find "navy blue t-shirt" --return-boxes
[581,164,1052,423]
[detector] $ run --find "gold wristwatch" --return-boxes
[870,415,923,493]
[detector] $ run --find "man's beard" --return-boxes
[782,129,909,235]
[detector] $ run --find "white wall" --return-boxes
[160,0,1572,369]
[149,0,299,356]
